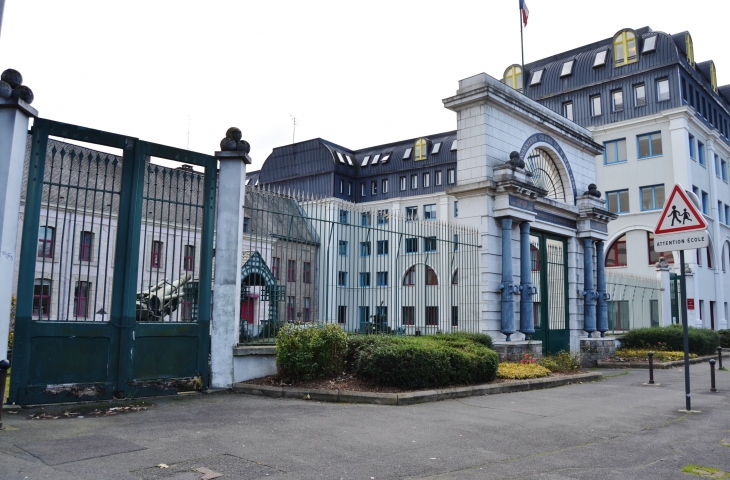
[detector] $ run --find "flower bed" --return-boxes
[612,348,697,363]
[496,363,551,380]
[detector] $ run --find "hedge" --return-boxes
[720,330,730,349]
[348,333,498,390]
[621,325,720,356]
[276,323,348,381]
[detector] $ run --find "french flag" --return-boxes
[520,0,529,27]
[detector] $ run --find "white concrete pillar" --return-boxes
[211,134,251,389]
[0,95,37,361]
[656,259,672,327]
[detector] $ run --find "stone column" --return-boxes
[499,218,516,340]
[211,128,251,389]
[655,257,672,327]
[0,70,37,361]
[519,221,534,337]
[582,237,596,335]
[596,240,609,335]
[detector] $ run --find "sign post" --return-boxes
[654,184,708,412]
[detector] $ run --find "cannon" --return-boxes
[136,274,191,321]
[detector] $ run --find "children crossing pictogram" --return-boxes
[654,184,707,235]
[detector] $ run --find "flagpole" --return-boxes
[519,3,525,93]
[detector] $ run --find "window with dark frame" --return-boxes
[272,257,280,280]
[151,240,163,269]
[435,170,442,186]
[605,234,627,267]
[647,232,674,265]
[426,266,438,285]
[425,306,438,326]
[634,84,646,106]
[405,238,418,253]
[287,259,296,282]
[80,231,93,262]
[402,306,415,325]
[303,262,311,283]
[611,89,624,112]
[74,281,91,318]
[37,226,54,258]
[337,305,347,324]
[33,279,51,319]
[563,101,574,121]
[184,245,195,271]
[447,168,455,184]
[591,95,602,116]
[303,297,310,322]
[287,296,295,321]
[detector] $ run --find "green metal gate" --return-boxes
[9,118,217,405]
[530,232,569,354]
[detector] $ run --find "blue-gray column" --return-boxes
[519,222,535,337]
[499,218,517,340]
[582,237,596,335]
[596,240,609,336]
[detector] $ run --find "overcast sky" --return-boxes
[1,0,728,171]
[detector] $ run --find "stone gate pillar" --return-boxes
[211,128,251,389]
[596,240,609,335]
[0,70,36,362]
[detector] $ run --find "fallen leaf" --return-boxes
[157,464,169,469]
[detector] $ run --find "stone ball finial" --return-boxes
[585,183,602,198]
[1,69,22,88]
[12,85,34,104]
[0,81,11,98]
[220,127,250,153]
[508,151,525,169]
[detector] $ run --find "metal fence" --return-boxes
[605,272,662,332]
[238,186,480,344]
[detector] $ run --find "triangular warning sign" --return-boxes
[654,184,707,235]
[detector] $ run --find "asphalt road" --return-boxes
[0,366,728,479]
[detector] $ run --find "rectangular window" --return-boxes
[423,204,436,220]
[37,226,54,258]
[435,170,442,186]
[611,89,623,112]
[405,237,418,254]
[722,159,727,181]
[338,240,348,256]
[337,271,348,286]
[400,176,407,191]
[656,78,670,101]
[303,262,311,283]
[454,201,458,218]
[698,142,705,165]
[287,296,295,321]
[184,245,195,271]
[376,272,388,287]
[339,209,349,224]
[348,182,352,196]
[411,174,418,189]
[689,134,695,159]
[725,205,729,225]
[425,307,438,326]
[447,168,455,184]
[402,306,415,326]
[243,217,250,233]
[719,201,723,223]
[634,84,646,106]
[406,206,418,221]
[424,236,437,252]
[359,307,370,329]
[637,132,663,158]
[563,101,574,121]
[74,281,91,318]
[360,242,371,257]
[303,297,311,322]
[591,95,602,116]
[607,300,630,330]
[151,240,163,269]
[454,234,459,251]
[606,189,629,214]
[339,179,344,194]
[648,232,674,265]
[287,259,296,282]
[650,300,659,327]
[337,305,347,324]
[361,183,366,197]
[33,279,51,319]
[640,184,665,211]
[604,139,627,164]
[382,178,388,193]
[423,172,430,188]
[272,257,280,280]
[701,191,708,214]
[79,231,93,262]
[371,181,377,195]
[377,209,389,224]
[361,212,371,226]
[359,272,371,287]
[377,240,389,255]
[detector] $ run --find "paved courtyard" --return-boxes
[0,366,729,479]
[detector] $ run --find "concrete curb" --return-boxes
[231,372,603,406]
[597,352,728,369]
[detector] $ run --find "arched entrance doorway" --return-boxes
[239,251,284,342]
[529,232,569,354]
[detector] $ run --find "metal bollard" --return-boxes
[719,346,723,370]
[710,359,717,393]
[0,359,10,429]
[648,351,655,384]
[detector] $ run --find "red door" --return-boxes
[241,298,254,324]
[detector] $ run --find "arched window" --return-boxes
[686,33,695,67]
[426,266,438,285]
[647,232,674,264]
[605,234,627,267]
[414,138,427,161]
[451,269,459,285]
[613,30,638,67]
[403,266,415,286]
[710,62,718,92]
[503,65,523,91]
[525,148,566,202]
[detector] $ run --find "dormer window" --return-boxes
[402,148,412,160]
[530,69,544,86]
[450,140,457,152]
[503,65,523,91]
[593,50,608,67]
[336,152,346,164]
[371,154,381,165]
[381,153,391,164]
[686,33,695,67]
[710,62,718,92]
[614,29,638,67]
[642,36,657,54]
[345,155,354,166]
[431,143,441,155]
[560,60,574,77]
[360,155,370,167]
[414,138,427,161]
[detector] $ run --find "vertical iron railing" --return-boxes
[606,272,662,332]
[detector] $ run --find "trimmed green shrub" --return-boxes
[348,334,499,389]
[719,330,730,349]
[622,325,719,356]
[276,323,348,381]
[432,331,494,349]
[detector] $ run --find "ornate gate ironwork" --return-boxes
[9,118,217,405]
[530,232,569,354]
